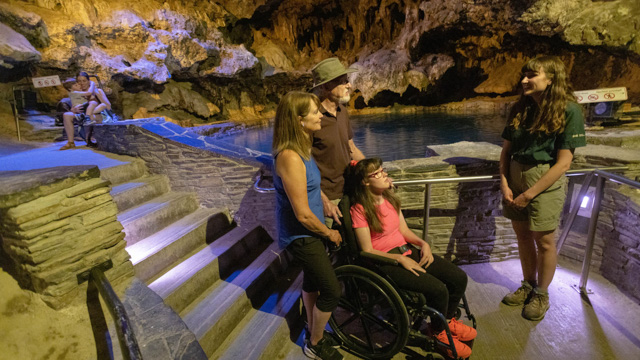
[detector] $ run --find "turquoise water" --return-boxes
[221,112,506,161]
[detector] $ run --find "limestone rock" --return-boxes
[521,0,640,54]
[0,23,41,68]
[1,0,639,123]
[352,49,454,103]
[121,80,221,122]
[0,3,49,48]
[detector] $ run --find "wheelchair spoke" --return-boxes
[361,312,399,335]
[360,314,376,352]
[359,293,391,313]
[337,297,359,314]
[334,311,360,330]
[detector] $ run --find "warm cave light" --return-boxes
[581,196,590,209]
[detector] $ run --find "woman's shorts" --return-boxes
[502,160,567,231]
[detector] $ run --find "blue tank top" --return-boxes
[273,154,324,249]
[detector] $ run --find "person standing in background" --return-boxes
[500,56,586,321]
[310,58,365,228]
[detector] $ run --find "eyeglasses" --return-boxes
[368,168,387,179]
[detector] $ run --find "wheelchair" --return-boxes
[327,196,477,359]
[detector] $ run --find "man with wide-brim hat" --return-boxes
[310,57,365,228]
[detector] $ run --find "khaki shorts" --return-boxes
[502,160,566,231]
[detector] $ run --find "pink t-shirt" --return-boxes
[351,199,409,254]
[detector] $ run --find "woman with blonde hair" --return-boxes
[273,91,343,360]
[500,56,586,320]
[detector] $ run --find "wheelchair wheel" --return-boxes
[329,265,410,360]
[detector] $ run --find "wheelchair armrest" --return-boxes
[359,251,398,266]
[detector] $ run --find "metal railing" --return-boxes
[255,165,638,294]
[393,166,634,295]
[78,260,142,360]
[555,170,640,294]
[253,172,274,193]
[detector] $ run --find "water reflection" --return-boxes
[219,112,506,161]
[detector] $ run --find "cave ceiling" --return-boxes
[1,0,639,123]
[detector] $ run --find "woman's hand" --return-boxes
[501,183,514,206]
[418,243,434,268]
[327,229,342,246]
[512,192,533,209]
[398,256,426,276]
[71,105,83,114]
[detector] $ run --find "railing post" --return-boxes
[423,184,432,245]
[578,174,605,294]
[10,99,21,141]
[556,172,595,254]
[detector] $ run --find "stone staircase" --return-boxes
[105,154,307,359]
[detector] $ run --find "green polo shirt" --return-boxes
[502,102,586,165]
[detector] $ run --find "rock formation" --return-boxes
[0,0,638,125]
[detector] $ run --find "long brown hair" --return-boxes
[272,91,321,160]
[508,56,575,134]
[344,158,401,233]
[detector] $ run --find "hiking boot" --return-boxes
[522,289,550,321]
[502,280,534,306]
[448,318,477,342]
[303,337,343,360]
[435,330,471,359]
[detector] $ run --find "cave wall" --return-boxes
[1,0,639,125]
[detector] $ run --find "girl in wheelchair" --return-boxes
[345,158,477,358]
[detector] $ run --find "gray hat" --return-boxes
[311,57,357,88]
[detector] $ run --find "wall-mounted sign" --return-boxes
[32,75,62,88]
[574,87,627,104]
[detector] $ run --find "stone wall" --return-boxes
[387,154,516,264]
[91,119,277,234]
[599,187,640,303]
[0,166,134,309]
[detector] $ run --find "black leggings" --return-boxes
[288,236,341,312]
[380,249,468,329]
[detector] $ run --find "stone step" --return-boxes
[212,270,304,360]
[127,208,234,282]
[180,241,294,357]
[99,157,147,186]
[148,226,272,315]
[118,191,199,245]
[111,174,170,212]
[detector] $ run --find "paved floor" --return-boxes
[0,139,129,172]
[456,258,640,360]
[283,258,640,360]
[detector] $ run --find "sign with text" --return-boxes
[574,87,627,104]
[32,75,62,88]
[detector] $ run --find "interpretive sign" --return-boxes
[32,75,62,88]
[574,87,627,104]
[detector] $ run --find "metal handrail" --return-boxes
[257,163,636,294]
[393,166,628,244]
[394,166,635,296]
[253,172,274,193]
[557,170,640,294]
